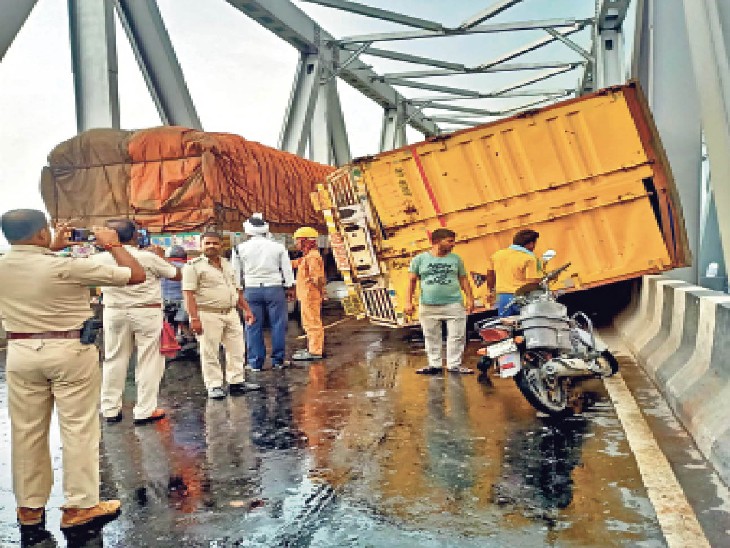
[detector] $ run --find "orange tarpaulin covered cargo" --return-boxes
[41,126,333,233]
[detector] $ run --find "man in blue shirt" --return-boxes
[403,228,475,374]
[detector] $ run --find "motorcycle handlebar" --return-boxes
[543,262,571,284]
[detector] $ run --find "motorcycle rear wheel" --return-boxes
[515,367,572,417]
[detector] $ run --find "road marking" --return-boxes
[604,371,710,547]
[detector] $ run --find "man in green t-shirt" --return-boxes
[404,228,474,374]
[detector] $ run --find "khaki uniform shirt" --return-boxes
[0,245,131,332]
[182,256,240,308]
[91,246,177,307]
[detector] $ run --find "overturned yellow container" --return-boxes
[315,82,690,327]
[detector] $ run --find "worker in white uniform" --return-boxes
[92,219,181,425]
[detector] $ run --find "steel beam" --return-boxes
[339,18,592,45]
[387,77,571,98]
[382,61,581,79]
[328,81,351,165]
[598,0,630,30]
[279,53,321,156]
[544,27,594,62]
[633,0,702,283]
[420,103,500,116]
[684,0,730,279]
[410,92,569,102]
[0,0,37,61]
[380,105,406,152]
[594,0,630,88]
[458,0,524,30]
[226,0,439,136]
[300,0,443,32]
[478,23,588,68]
[492,65,578,95]
[310,80,332,164]
[114,0,201,129]
[68,0,120,131]
[426,117,485,126]
[419,100,554,117]
[341,44,465,70]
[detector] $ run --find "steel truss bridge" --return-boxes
[0,0,728,288]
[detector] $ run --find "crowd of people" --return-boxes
[0,209,327,532]
[0,207,544,535]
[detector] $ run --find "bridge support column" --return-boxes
[115,0,201,129]
[632,0,702,283]
[595,0,629,88]
[379,104,406,153]
[279,52,321,157]
[68,0,120,131]
[684,0,730,289]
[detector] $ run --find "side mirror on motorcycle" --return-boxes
[542,249,557,264]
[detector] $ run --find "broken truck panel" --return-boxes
[318,82,690,326]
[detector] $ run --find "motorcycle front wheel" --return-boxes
[514,367,571,417]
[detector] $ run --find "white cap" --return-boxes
[243,212,269,236]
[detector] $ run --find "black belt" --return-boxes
[198,306,235,314]
[8,330,81,340]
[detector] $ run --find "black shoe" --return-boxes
[105,412,123,423]
[133,408,166,425]
[229,382,262,395]
[415,366,444,375]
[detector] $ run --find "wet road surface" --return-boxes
[0,313,726,547]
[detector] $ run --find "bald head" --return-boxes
[1,209,49,244]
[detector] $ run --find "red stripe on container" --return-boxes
[409,145,446,227]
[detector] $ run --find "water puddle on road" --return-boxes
[0,322,665,546]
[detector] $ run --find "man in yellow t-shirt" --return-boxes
[486,229,543,317]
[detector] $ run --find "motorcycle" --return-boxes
[475,253,618,416]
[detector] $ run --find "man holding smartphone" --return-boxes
[0,209,145,529]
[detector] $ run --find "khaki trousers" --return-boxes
[102,307,165,420]
[300,295,324,355]
[6,339,101,509]
[197,309,245,389]
[419,302,467,369]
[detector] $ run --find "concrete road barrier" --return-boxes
[614,276,730,488]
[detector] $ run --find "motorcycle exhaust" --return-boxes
[542,358,597,378]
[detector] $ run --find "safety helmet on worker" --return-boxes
[293,226,319,239]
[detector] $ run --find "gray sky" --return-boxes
[0,0,610,241]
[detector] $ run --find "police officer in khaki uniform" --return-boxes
[91,219,181,424]
[182,232,260,398]
[0,209,146,529]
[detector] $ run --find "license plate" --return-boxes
[487,338,517,358]
[498,352,521,378]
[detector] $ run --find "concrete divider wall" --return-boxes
[615,275,730,487]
